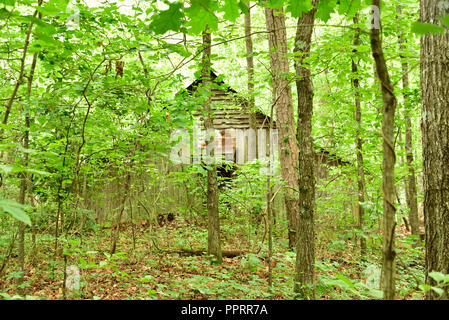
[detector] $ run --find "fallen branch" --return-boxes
[164,248,247,258]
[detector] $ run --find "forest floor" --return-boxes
[0,217,425,300]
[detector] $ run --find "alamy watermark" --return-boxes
[368,5,381,30]
[364,265,381,289]
[66,3,80,30]
[65,265,80,291]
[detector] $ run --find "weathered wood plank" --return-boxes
[258,128,267,160]
[235,129,245,165]
[247,129,257,162]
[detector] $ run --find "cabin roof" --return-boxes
[184,71,274,130]
[185,71,238,94]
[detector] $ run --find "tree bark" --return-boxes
[245,2,259,155]
[351,15,367,257]
[110,168,132,255]
[265,7,300,249]
[420,0,449,300]
[202,28,223,264]
[293,2,317,299]
[370,0,398,300]
[396,6,420,238]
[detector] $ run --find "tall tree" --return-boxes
[16,0,43,294]
[244,3,255,114]
[370,0,398,300]
[351,14,367,257]
[16,50,38,297]
[265,7,300,249]
[397,6,419,238]
[293,1,318,299]
[420,0,449,300]
[110,166,132,255]
[245,2,259,154]
[202,28,223,264]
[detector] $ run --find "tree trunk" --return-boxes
[351,15,367,257]
[202,28,223,264]
[370,0,398,300]
[265,7,300,249]
[266,93,276,291]
[266,124,273,291]
[244,2,259,155]
[293,2,317,299]
[110,169,131,255]
[17,116,29,294]
[396,6,420,238]
[420,0,449,300]
[16,32,40,294]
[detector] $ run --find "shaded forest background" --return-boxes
[0,0,448,300]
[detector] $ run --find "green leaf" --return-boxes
[37,0,69,17]
[0,7,13,18]
[286,0,312,18]
[238,0,249,14]
[367,288,383,299]
[185,0,219,34]
[265,0,284,9]
[0,199,31,225]
[150,2,184,34]
[337,0,361,17]
[162,42,191,58]
[335,272,355,289]
[25,168,51,176]
[222,0,240,21]
[315,0,337,22]
[198,287,214,295]
[0,293,24,300]
[431,286,444,296]
[411,21,444,35]
[429,271,446,283]
[0,0,15,6]
[419,283,431,292]
[18,16,58,35]
[439,14,449,28]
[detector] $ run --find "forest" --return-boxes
[0,0,448,301]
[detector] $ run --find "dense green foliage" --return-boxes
[0,0,447,300]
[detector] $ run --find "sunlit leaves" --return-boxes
[411,21,444,35]
[0,7,12,18]
[0,0,15,5]
[337,0,361,18]
[222,0,240,21]
[0,199,31,225]
[37,0,69,17]
[315,0,337,22]
[150,1,184,34]
[185,0,219,34]
[149,0,250,34]
[265,0,284,9]
[439,14,449,28]
[237,0,249,14]
[286,0,313,18]
[162,42,191,58]
[420,272,449,297]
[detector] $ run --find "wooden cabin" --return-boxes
[181,71,278,166]
[178,72,350,175]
